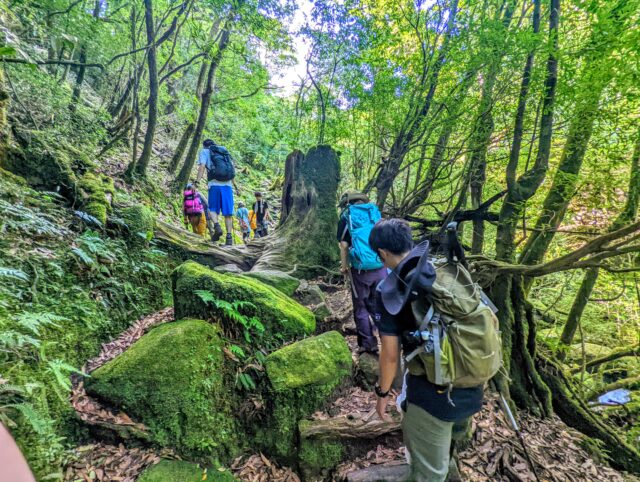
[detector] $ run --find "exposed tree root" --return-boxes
[537,354,640,474]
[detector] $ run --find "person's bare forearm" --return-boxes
[195,164,205,184]
[378,335,399,392]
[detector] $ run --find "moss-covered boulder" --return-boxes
[138,460,209,482]
[120,205,155,244]
[172,261,315,339]
[242,270,300,297]
[1,129,91,194]
[77,172,115,225]
[260,331,352,460]
[85,319,238,459]
[298,430,345,480]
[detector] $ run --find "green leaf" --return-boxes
[0,46,16,57]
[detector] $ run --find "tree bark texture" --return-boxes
[253,146,340,278]
[299,415,401,441]
[134,0,160,177]
[167,122,195,174]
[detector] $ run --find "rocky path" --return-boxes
[64,284,633,482]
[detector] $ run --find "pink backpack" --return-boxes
[183,189,204,215]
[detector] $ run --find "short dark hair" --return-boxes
[254,191,262,197]
[369,219,413,255]
[203,139,215,147]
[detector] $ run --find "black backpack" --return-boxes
[207,145,236,182]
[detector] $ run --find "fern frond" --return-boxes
[71,247,95,265]
[0,267,29,282]
[195,290,217,304]
[8,403,51,435]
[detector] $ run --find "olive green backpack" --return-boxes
[405,259,503,392]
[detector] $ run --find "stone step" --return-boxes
[346,463,409,482]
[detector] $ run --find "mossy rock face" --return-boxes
[298,435,344,480]
[266,331,352,391]
[77,172,115,225]
[260,331,352,460]
[120,205,155,244]
[85,319,238,459]
[242,270,300,297]
[1,129,91,194]
[172,261,315,339]
[137,460,208,482]
[294,282,326,306]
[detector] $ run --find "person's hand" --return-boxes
[376,394,390,421]
[340,264,349,275]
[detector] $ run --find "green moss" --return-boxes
[259,331,352,460]
[120,205,155,244]
[78,172,115,225]
[266,331,351,391]
[172,261,315,339]
[298,432,344,479]
[138,460,233,482]
[241,270,300,297]
[1,129,91,194]
[85,319,238,459]
[0,167,27,186]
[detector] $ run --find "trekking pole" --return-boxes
[491,381,541,482]
[344,269,358,299]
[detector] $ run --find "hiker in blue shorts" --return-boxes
[195,139,236,246]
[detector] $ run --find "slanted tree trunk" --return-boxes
[132,0,159,178]
[519,0,632,270]
[176,25,231,188]
[558,125,640,358]
[468,1,516,254]
[371,0,459,210]
[167,122,195,174]
[253,146,340,278]
[0,63,8,164]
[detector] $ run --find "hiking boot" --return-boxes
[211,223,223,242]
[225,234,233,246]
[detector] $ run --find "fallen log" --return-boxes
[346,462,409,482]
[570,344,640,374]
[299,414,401,441]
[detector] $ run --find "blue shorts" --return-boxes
[208,185,234,216]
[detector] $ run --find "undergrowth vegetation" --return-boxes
[0,174,174,479]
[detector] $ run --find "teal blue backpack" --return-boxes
[340,203,384,271]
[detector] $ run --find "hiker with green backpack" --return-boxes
[337,191,388,355]
[370,219,502,482]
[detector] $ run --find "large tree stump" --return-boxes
[253,145,340,278]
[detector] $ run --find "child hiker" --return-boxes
[236,202,251,244]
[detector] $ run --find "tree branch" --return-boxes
[45,0,84,18]
[158,52,205,85]
[211,84,275,105]
[1,58,105,70]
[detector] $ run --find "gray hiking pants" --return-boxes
[350,267,387,352]
[403,403,453,482]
